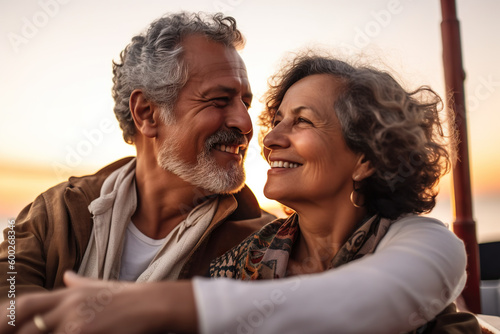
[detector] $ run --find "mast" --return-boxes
[440,0,481,313]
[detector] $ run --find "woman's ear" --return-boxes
[129,89,158,138]
[352,154,375,181]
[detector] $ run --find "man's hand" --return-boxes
[0,272,197,333]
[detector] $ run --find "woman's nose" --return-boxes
[263,121,290,150]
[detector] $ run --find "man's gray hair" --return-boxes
[112,12,245,144]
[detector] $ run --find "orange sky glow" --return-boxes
[1,0,499,242]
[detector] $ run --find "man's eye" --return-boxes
[271,119,281,128]
[211,97,230,107]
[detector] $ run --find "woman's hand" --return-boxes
[0,272,198,333]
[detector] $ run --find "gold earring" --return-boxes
[350,179,363,208]
[350,190,363,208]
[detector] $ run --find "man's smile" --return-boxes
[214,143,246,155]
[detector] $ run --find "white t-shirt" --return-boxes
[119,222,166,281]
[193,215,467,334]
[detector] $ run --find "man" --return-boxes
[0,11,473,334]
[0,12,274,294]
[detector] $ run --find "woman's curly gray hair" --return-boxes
[112,12,245,144]
[260,54,455,219]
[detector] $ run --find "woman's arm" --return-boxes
[194,216,467,334]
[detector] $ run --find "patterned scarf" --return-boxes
[210,212,393,279]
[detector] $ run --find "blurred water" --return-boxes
[429,194,500,243]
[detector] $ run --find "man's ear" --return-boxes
[352,154,375,181]
[129,89,158,138]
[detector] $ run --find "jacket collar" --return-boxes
[229,185,262,220]
[63,157,262,259]
[67,156,262,223]
[64,157,135,261]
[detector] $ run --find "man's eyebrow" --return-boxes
[207,85,253,100]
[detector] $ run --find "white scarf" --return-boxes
[78,158,219,281]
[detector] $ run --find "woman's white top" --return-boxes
[193,215,467,334]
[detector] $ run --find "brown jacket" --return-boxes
[0,157,274,300]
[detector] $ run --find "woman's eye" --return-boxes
[271,118,281,128]
[297,117,313,125]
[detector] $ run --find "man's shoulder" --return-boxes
[16,156,135,240]
[68,157,135,189]
[35,157,135,205]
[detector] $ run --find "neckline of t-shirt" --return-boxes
[127,221,167,246]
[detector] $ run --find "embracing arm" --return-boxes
[193,216,467,334]
[0,216,467,333]
[0,272,198,334]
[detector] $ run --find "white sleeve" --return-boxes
[192,216,467,334]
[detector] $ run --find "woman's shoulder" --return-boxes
[373,214,468,313]
[388,214,451,233]
[378,214,465,256]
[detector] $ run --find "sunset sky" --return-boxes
[1,0,499,240]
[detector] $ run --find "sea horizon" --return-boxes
[1,193,499,244]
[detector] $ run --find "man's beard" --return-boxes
[157,130,247,194]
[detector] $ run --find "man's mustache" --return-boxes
[205,130,248,149]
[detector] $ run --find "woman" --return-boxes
[0,55,478,334]
[208,54,480,332]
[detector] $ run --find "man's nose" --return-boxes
[225,100,253,135]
